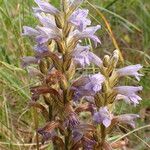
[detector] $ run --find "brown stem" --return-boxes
[33,108,40,150]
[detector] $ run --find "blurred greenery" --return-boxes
[0,0,150,149]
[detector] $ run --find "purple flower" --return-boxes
[72,130,83,143]
[34,0,60,15]
[82,137,97,150]
[72,44,102,67]
[70,25,101,47]
[22,26,39,36]
[72,73,105,101]
[64,113,80,129]
[69,9,91,31]
[35,26,61,44]
[115,86,143,106]
[93,107,112,127]
[84,73,105,93]
[34,13,58,31]
[34,44,48,53]
[117,64,143,81]
[115,114,139,128]
[23,25,61,50]
[72,129,96,150]
[38,129,56,143]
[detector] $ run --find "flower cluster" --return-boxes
[22,0,143,149]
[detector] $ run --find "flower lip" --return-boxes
[93,107,112,128]
[22,26,39,36]
[72,44,102,67]
[70,25,101,47]
[69,9,91,31]
[34,13,57,30]
[115,86,143,106]
[71,73,105,101]
[117,64,143,81]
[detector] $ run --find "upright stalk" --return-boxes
[33,108,40,150]
[100,124,106,149]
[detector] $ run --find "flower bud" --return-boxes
[103,55,110,67]
[55,14,64,29]
[111,50,119,67]
[39,59,48,74]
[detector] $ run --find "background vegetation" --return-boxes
[0,0,150,149]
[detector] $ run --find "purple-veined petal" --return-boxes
[22,26,39,36]
[69,9,91,31]
[115,114,139,128]
[72,45,90,67]
[70,25,101,47]
[36,34,49,44]
[72,130,83,143]
[117,64,143,81]
[93,107,112,127]
[34,44,48,53]
[64,113,80,129]
[115,86,143,106]
[103,118,111,128]
[35,13,57,30]
[84,73,105,93]
[72,73,105,101]
[36,26,61,43]
[82,137,97,150]
[72,44,102,67]
[88,52,102,67]
[34,0,60,14]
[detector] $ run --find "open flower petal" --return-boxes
[93,107,112,127]
[72,73,105,101]
[115,114,139,128]
[69,9,91,31]
[117,64,143,81]
[72,44,102,67]
[22,26,39,36]
[70,25,101,47]
[34,0,60,14]
[115,86,143,106]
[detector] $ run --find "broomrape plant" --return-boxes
[22,0,143,149]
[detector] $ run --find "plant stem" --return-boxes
[100,124,106,150]
[33,108,40,150]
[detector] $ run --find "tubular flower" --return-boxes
[115,86,143,106]
[69,9,91,31]
[23,26,61,52]
[115,114,139,128]
[69,25,101,47]
[93,107,113,127]
[82,137,97,150]
[22,26,39,36]
[117,64,143,81]
[38,129,56,143]
[72,44,102,67]
[34,0,60,14]
[34,13,58,30]
[72,73,105,101]
[22,0,143,149]
[64,113,80,129]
